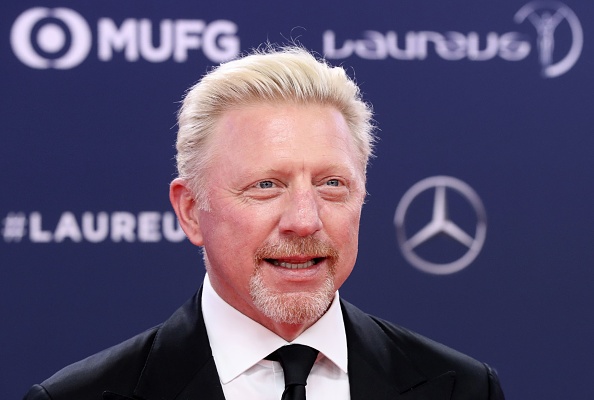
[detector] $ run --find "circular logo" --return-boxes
[515,1,583,78]
[11,7,92,69]
[394,176,487,275]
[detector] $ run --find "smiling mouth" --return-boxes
[265,258,323,269]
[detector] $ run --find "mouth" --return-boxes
[265,257,324,269]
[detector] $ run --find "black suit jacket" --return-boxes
[24,291,504,400]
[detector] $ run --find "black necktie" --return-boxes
[269,344,319,400]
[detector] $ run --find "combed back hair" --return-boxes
[175,45,375,209]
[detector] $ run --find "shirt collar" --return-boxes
[201,274,348,384]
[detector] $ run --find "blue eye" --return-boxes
[326,179,340,187]
[257,181,274,189]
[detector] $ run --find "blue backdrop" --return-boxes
[2,1,593,399]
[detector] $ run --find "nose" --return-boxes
[279,187,323,237]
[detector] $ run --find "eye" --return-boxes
[256,180,275,189]
[326,179,341,187]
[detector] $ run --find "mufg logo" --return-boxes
[324,1,583,78]
[10,7,240,69]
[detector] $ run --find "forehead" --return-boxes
[209,102,364,175]
[217,102,347,138]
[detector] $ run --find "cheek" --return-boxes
[331,204,362,237]
[204,203,278,252]
[324,209,360,255]
[337,209,362,260]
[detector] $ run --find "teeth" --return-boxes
[271,259,316,269]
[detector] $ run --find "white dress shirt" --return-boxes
[201,274,350,400]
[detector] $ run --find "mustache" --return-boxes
[254,236,339,262]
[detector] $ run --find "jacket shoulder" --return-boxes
[373,314,484,369]
[27,325,160,400]
[372,315,504,399]
[341,300,504,399]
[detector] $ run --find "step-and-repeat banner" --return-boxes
[2,1,593,398]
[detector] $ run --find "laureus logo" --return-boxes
[323,1,582,78]
[515,1,583,78]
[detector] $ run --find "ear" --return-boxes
[169,178,204,246]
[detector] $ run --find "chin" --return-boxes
[249,269,335,325]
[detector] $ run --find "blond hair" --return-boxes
[175,45,375,209]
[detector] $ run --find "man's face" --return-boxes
[193,102,365,330]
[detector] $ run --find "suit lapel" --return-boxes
[133,289,225,400]
[341,300,455,400]
[172,356,226,400]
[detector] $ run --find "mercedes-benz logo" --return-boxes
[394,176,487,275]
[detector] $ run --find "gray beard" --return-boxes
[249,267,335,325]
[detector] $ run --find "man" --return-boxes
[24,46,504,400]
